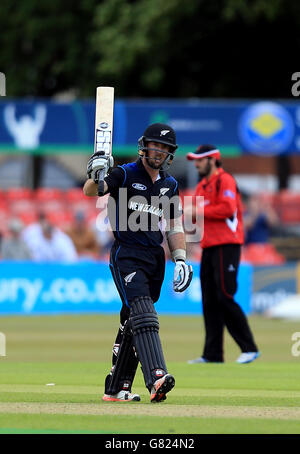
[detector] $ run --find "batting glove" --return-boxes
[87,152,114,183]
[173,260,193,292]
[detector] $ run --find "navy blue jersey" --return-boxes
[104,158,182,247]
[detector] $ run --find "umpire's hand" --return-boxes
[173,260,193,292]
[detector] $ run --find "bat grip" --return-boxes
[97,169,106,196]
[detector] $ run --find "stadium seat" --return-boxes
[18,211,38,225]
[0,208,10,234]
[6,188,34,201]
[63,188,95,217]
[258,193,275,205]
[34,189,66,219]
[241,243,285,265]
[46,210,73,229]
[9,199,36,215]
[35,188,64,202]
[65,188,87,202]
[280,208,300,224]
[67,195,96,214]
[273,191,300,224]
[37,199,66,214]
[0,199,9,211]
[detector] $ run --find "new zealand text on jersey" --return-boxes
[106,188,179,233]
[129,200,164,217]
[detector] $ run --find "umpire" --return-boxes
[84,123,193,402]
[186,145,260,364]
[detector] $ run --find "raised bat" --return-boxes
[94,86,114,196]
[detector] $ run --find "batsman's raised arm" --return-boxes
[83,178,108,197]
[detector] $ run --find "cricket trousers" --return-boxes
[200,244,258,362]
[105,241,166,393]
[109,240,165,357]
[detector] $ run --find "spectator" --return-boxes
[244,194,279,244]
[1,218,32,260]
[65,211,100,259]
[22,213,78,262]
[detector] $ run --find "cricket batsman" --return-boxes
[83,123,193,402]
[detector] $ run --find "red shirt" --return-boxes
[194,168,244,249]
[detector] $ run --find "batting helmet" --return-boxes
[138,123,178,170]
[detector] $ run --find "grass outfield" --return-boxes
[0,314,300,434]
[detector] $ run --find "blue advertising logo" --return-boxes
[238,102,294,155]
[0,262,252,315]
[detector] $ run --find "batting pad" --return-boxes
[106,321,138,395]
[130,296,167,390]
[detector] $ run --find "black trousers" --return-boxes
[109,240,165,360]
[200,244,258,362]
[109,241,165,311]
[106,241,166,392]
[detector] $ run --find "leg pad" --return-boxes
[130,296,167,390]
[105,320,138,395]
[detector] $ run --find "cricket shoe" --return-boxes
[150,374,175,403]
[236,352,261,364]
[102,390,141,402]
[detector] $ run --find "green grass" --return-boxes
[0,414,300,435]
[0,314,300,434]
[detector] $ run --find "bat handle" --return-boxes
[97,169,106,196]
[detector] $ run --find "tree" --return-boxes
[1,0,299,98]
[0,0,99,97]
[92,0,300,98]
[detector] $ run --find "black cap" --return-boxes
[142,123,177,151]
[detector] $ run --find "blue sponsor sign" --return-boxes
[238,102,295,155]
[0,100,126,154]
[1,98,300,156]
[0,261,252,316]
[161,262,252,315]
[251,263,300,313]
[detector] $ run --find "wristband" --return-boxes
[171,249,186,262]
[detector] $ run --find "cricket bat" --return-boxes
[94,86,114,196]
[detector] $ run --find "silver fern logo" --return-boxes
[159,187,169,196]
[124,272,136,286]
